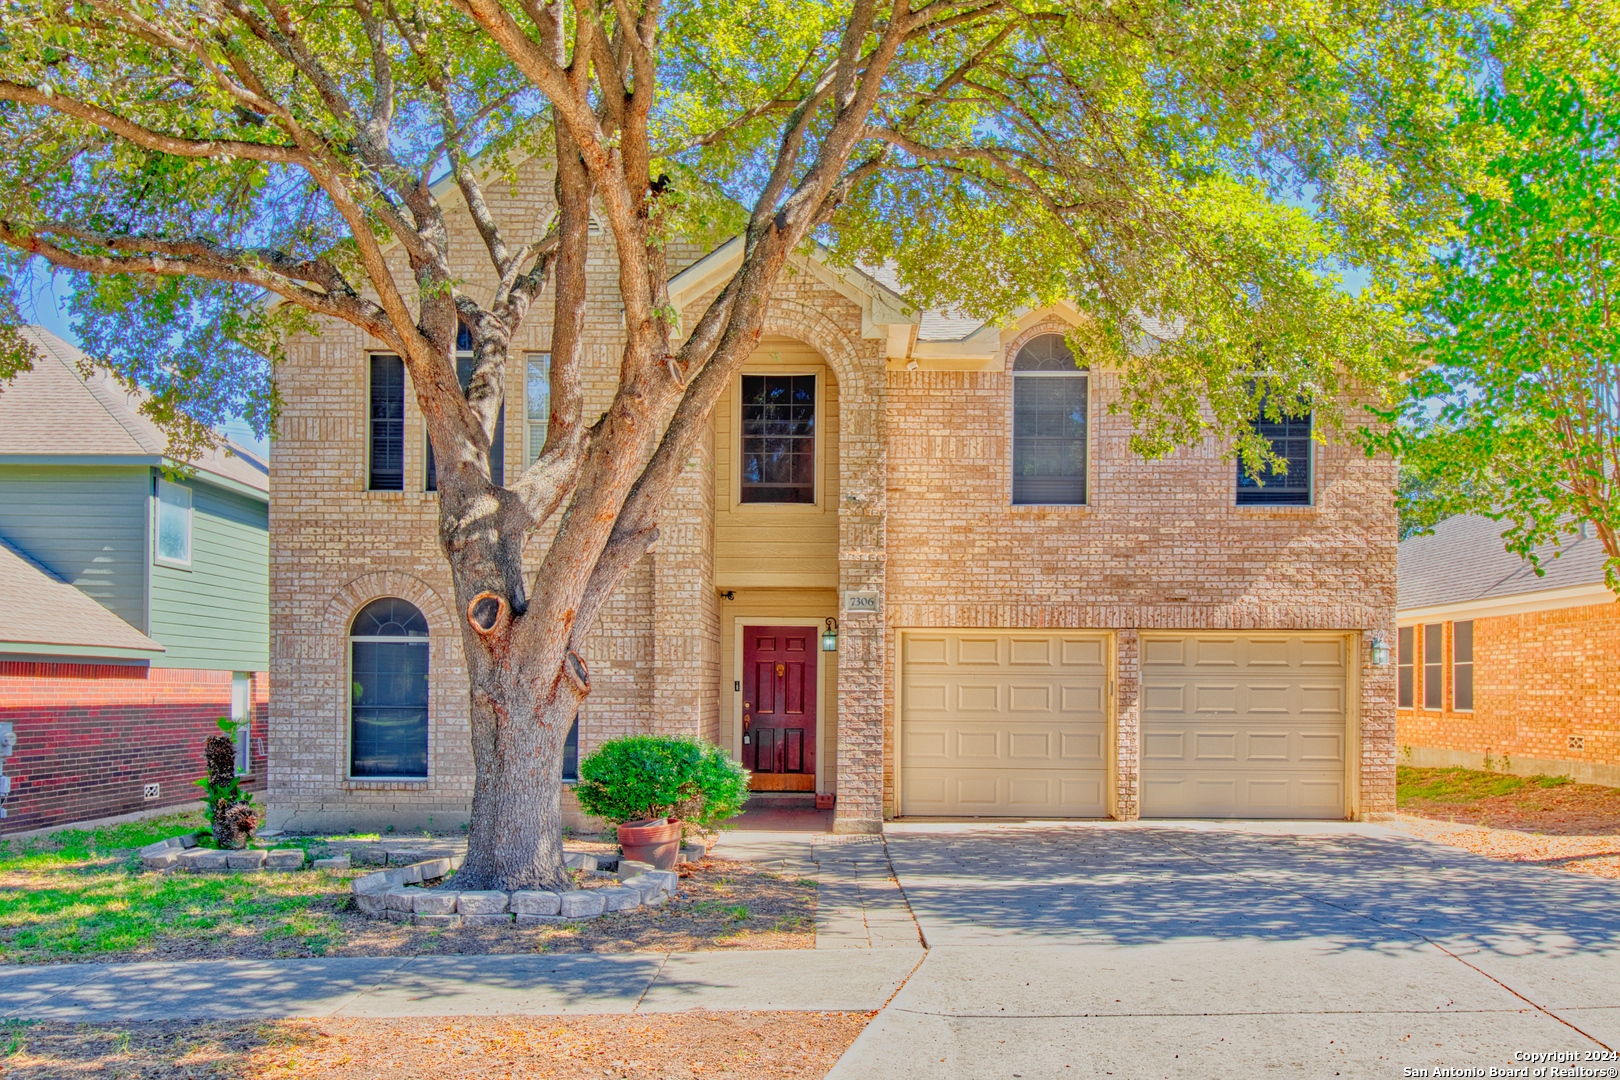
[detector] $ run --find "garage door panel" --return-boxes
[1007,684,1053,712]
[1300,685,1345,713]
[956,683,1001,712]
[1299,733,1344,762]
[1194,732,1238,760]
[1143,731,1185,760]
[1192,638,1238,667]
[1193,684,1238,714]
[901,630,1108,818]
[902,768,1105,817]
[1143,683,1186,713]
[1142,632,1348,820]
[1062,637,1106,666]
[1300,639,1345,666]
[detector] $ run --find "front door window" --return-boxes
[742,625,817,791]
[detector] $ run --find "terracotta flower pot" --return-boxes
[617,817,682,870]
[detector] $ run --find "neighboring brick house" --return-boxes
[0,327,270,833]
[1396,514,1619,785]
[268,157,1397,835]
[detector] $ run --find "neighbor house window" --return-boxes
[1452,620,1474,711]
[1397,626,1415,709]
[526,353,551,467]
[231,672,253,775]
[1422,623,1443,710]
[349,597,429,778]
[428,325,504,489]
[1236,404,1312,505]
[368,354,406,491]
[1012,333,1088,505]
[740,373,815,504]
[154,479,193,566]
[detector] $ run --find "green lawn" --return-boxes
[1396,765,1571,805]
[0,812,359,964]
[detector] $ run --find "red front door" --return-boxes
[742,625,817,792]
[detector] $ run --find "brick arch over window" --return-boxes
[320,572,462,787]
[1003,316,1087,371]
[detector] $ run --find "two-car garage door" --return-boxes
[898,630,1348,819]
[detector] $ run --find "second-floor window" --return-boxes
[1237,404,1312,505]
[740,373,816,504]
[368,354,406,491]
[1012,333,1088,506]
[428,326,504,490]
[154,478,192,566]
[1452,620,1474,711]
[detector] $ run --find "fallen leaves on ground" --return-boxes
[1392,815,1620,880]
[1398,769,1620,836]
[0,1012,870,1079]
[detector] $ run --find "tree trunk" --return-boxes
[454,671,580,892]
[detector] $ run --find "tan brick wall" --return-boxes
[1398,603,1620,775]
[268,162,1396,830]
[882,318,1399,817]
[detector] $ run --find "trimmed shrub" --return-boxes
[575,735,749,829]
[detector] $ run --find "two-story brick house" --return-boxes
[266,158,1397,834]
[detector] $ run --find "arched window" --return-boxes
[1012,333,1089,505]
[349,598,429,778]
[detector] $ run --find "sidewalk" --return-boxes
[0,950,922,1020]
[0,825,925,1022]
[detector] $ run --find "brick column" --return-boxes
[833,366,886,836]
[1113,629,1141,821]
[651,435,718,738]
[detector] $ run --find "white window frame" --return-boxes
[231,672,253,775]
[1010,357,1091,508]
[346,620,431,782]
[153,478,193,568]
[525,352,552,468]
[1451,620,1475,713]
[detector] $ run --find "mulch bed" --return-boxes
[0,1012,870,1079]
[1393,816,1620,880]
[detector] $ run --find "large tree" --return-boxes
[1387,61,1620,591]
[0,0,1475,888]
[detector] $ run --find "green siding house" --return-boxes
[0,326,269,832]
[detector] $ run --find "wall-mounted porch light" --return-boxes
[821,617,839,653]
[1369,633,1391,667]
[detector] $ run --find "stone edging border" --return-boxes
[140,834,308,872]
[351,856,680,927]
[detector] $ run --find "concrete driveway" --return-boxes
[830,821,1620,1079]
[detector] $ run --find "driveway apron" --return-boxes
[830,821,1620,1079]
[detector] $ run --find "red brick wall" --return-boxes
[1398,602,1620,768]
[0,662,268,834]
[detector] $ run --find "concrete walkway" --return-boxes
[0,950,922,1020]
[712,826,922,951]
[830,820,1620,1079]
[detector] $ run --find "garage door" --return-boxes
[900,631,1108,817]
[1141,633,1347,819]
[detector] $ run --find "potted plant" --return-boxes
[575,735,749,869]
